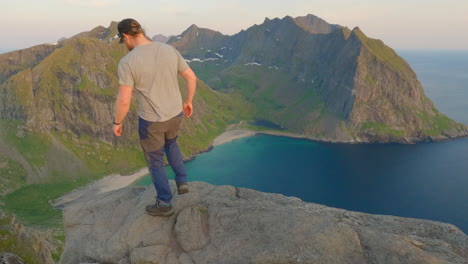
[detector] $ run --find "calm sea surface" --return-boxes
[136,50,468,234]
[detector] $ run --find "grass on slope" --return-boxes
[353,28,412,79]
[418,110,461,136]
[360,121,405,138]
[1,130,147,228]
[0,157,27,195]
[2,179,90,228]
[177,78,254,156]
[0,214,43,264]
[0,120,51,168]
[0,119,147,228]
[0,211,62,263]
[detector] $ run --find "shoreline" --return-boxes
[211,126,468,146]
[211,129,256,146]
[54,124,468,207]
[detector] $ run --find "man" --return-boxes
[113,18,197,217]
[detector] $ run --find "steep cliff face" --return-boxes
[169,14,468,143]
[59,181,468,264]
[349,28,467,142]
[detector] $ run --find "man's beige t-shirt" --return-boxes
[118,42,189,122]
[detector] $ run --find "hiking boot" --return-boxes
[145,199,174,216]
[177,182,189,195]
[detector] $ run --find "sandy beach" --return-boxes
[51,168,149,208]
[212,129,256,146]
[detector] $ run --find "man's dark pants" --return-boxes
[138,113,187,204]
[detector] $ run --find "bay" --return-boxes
[136,50,468,234]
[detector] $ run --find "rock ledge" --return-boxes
[60,181,468,264]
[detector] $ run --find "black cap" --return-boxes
[117,18,143,44]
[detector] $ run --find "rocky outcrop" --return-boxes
[60,181,468,264]
[0,252,26,264]
[0,212,62,264]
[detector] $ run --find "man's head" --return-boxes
[117,18,147,50]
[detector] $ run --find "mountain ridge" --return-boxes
[168,14,468,143]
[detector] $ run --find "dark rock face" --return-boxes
[168,14,468,143]
[169,24,228,58]
[60,181,468,264]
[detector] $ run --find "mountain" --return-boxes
[168,15,468,143]
[152,34,170,43]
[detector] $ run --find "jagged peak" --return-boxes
[294,13,324,22]
[178,24,224,38]
[64,21,120,43]
[257,14,341,35]
[187,24,199,30]
[293,14,342,34]
[342,27,352,40]
[282,15,295,22]
[256,15,298,31]
[107,21,119,29]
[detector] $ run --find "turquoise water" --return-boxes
[136,50,468,233]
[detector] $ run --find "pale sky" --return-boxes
[2,0,468,52]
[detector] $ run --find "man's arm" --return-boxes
[178,67,197,117]
[113,84,133,136]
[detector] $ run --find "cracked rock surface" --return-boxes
[60,181,468,264]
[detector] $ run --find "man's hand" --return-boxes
[113,84,132,137]
[183,102,193,117]
[179,68,196,118]
[113,124,123,136]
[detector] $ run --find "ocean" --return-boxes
[136,50,468,234]
[0,49,12,54]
